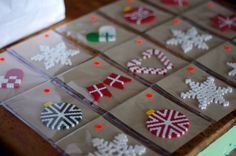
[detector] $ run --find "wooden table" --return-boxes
[0,0,235,156]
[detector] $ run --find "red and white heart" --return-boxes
[127,49,174,75]
[0,69,24,89]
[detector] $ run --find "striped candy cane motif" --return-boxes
[127,49,174,75]
[146,109,190,139]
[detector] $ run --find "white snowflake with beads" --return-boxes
[227,62,236,76]
[31,42,80,70]
[181,77,233,110]
[166,27,212,53]
[87,133,146,156]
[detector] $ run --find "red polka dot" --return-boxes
[43,88,51,93]
[93,60,101,66]
[187,66,194,72]
[90,16,97,21]
[95,124,103,129]
[44,34,49,38]
[172,18,181,25]
[136,39,143,45]
[224,44,232,52]
[146,93,154,99]
[0,57,5,61]
[207,1,215,8]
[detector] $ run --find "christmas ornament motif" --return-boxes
[103,73,132,89]
[211,14,236,32]
[86,25,116,42]
[86,83,112,101]
[124,7,156,25]
[166,27,213,53]
[31,42,80,70]
[227,62,236,76]
[181,77,233,110]
[160,0,189,7]
[0,69,24,89]
[146,109,190,139]
[87,133,146,156]
[40,102,83,130]
[127,49,174,75]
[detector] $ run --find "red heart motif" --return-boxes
[0,69,24,89]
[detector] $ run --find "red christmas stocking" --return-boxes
[86,83,112,101]
[103,73,132,89]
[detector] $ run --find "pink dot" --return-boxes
[90,16,97,21]
[224,44,232,52]
[0,57,6,61]
[44,34,49,38]
[136,39,143,45]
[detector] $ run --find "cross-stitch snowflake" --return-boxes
[227,62,236,76]
[181,77,233,110]
[31,42,80,70]
[166,27,212,53]
[87,133,146,156]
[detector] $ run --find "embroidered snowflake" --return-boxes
[181,77,233,110]
[31,42,80,70]
[87,133,146,156]
[227,62,236,76]
[166,27,212,53]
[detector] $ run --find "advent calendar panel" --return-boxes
[104,36,188,83]
[6,81,99,141]
[157,64,236,121]
[99,0,173,32]
[56,13,136,52]
[184,1,236,39]
[56,117,159,156]
[109,87,210,153]
[57,57,146,111]
[146,18,224,59]
[0,52,46,101]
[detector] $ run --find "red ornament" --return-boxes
[86,83,112,101]
[211,14,236,32]
[146,109,190,139]
[0,69,24,89]
[103,73,132,89]
[124,7,156,25]
[161,0,189,7]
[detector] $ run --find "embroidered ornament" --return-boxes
[0,69,24,89]
[146,109,190,139]
[181,77,233,110]
[127,49,174,75]
[166,27,212,53]
[40,102,83,130]
[87,83,112,101]
[86,25,116,42]
[227,62,236,76]
[31,42,80,70]
[211,14,236,32]
[160,0,189,7]
[87,133,146,156]
[124,7,156,25]
[103,73,132,89]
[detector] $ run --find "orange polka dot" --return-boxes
[93,60,101,66]
[136,39,143,45]
[146,93,154,99]
[172,18,181,25]
[187,66,194,72]
[90,16,97,21]
[95,124,103,129]
[224,44,232,52]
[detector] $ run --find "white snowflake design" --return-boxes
[227,62,236,76]
[166,27,213,53]
[87,133,146,156]
[31,42,80,70]
[181,77,233,110]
